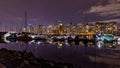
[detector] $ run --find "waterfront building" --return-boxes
[47,25,54,34]
[26,24,35,33]
[58,23,64,34]
[38,25,45,34]
[106,22,117,34]
[63,25,70,34]
[79,23,95,39]
[23,21,118,35]
[68,22,78,35]
[95,22,117,34]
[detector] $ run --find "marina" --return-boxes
[0,0,120,68]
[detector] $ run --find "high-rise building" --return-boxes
[38,25,44,34]
[95,22,118,34]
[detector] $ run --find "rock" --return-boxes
[23,60,29,64]
[0,63,6,68]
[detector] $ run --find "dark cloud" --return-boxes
[86,0,120,22]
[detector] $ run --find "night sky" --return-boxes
[0,0,120,27]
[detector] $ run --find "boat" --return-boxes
[16,32,32,42]
[102,34,117,48]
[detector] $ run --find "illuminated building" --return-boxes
[17,21,118,35]
[78,23,95,39]
[63,25,70,34]
[56,20,64,34]
[42,26,47,34]
[38,25,45,34]
[95,22,117,34]
[106,22,117,34]
[58,23,64,34]
[68,22,78,35]
[47,25,54,34]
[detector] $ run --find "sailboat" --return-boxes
[16,11,32,42]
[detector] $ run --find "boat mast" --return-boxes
[23,11,27,32]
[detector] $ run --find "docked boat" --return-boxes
[16,33,32,42]
[102,34,117,48]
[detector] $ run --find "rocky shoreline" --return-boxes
[0,48,73,68]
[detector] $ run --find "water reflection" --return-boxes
[96,40,104,48]
[0,37,120,68]
[2,37,119,49]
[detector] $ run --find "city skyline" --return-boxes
[0,1,120,68]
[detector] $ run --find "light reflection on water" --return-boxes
[0,40,119,66]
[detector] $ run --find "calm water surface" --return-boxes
[0,41,120,68]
